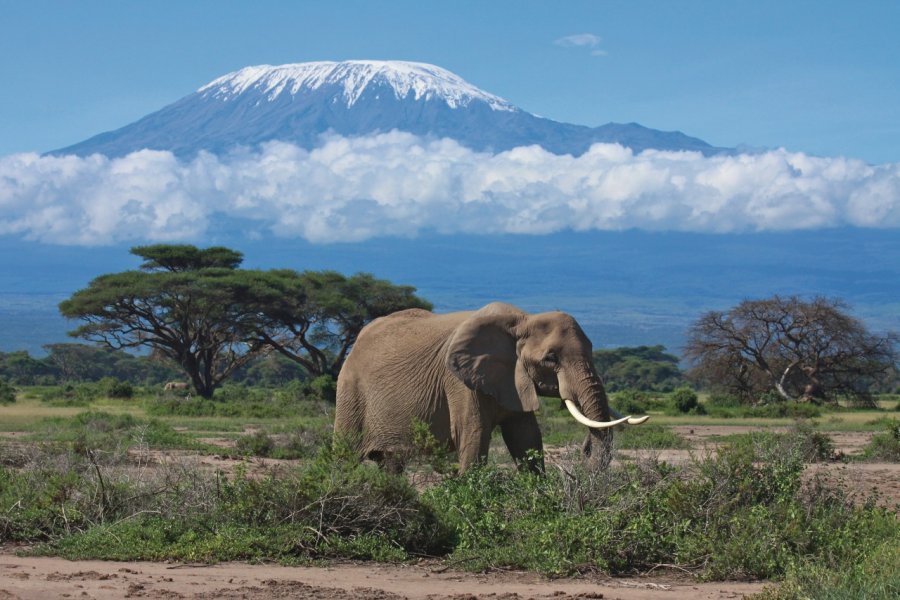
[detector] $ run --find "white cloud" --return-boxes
[0,133,898,245]
[555,33,602,48]
[555,33,606,56]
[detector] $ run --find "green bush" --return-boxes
[309,375,337,403]
[752,539,899,599]
[6,443,453,561]
[37,383,100,406]
[0,377,15,404]
[234,430,276,457]
[611,389,649,414]
[671,386,699,413]
[859,418,900,462]
[424,439,897,578]
[98,377,134,399]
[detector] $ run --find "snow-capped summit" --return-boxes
[53,60,727,158]
[198,61,517,112]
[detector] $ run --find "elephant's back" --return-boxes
[352,309,471,359]
[335,309,472,453]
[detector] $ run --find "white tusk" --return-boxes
[564,399,631,429]
[609,406,650,425]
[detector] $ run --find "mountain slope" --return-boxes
[54,60,727,158]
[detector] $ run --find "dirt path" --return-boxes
[0,554,767,600]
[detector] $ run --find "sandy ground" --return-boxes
[0,554,767,600]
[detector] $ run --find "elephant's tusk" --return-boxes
[609,407,651,425]
[564,400,631,429]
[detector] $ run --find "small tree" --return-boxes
[685,296,897,406]
[59,245,266,398]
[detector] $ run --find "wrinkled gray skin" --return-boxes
[334,302,614,472]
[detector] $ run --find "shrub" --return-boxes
[99,376,134,399]
[0,377,15,404]
[671,386,699,413]
[7,443,453,561]
[859,418,900,462]
[309,375,337,403]
[611,389,649,414]
[234,430,276,457]
[38,383,100,406]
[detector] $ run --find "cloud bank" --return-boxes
[1,133,898,245]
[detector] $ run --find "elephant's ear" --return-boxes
[445,308,539,412]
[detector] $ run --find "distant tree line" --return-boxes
[0,344,318,388]
[592,345,685,392]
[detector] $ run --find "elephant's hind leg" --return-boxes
[500,412,545,472]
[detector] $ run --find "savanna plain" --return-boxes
[1,379,897,600]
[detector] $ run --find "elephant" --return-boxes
[334,302,648,472]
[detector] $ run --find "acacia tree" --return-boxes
[247,270,432,378]
[59,245,266,398]
[685,296,897,405]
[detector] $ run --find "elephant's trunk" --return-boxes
[559,360,648,468]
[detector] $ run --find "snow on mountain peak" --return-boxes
[198,60,517,111]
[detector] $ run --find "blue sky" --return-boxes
[2,0,899,163]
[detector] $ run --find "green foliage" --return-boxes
[0,377,16,404]
[410,420,454,474]
[611,388,649,414]
[726,423,836,463]
[98,377,133,398]
[859,418,900,462]
[752,539,899,600]
[3,433,896,581]
[246,269,432,378]
[57,244,431,396]
[234,430,276,457]
[704,400,822,419]
[145,381,332,418]
[0,350,55,385]
[671,386,699,413]
[6,443,453,562]
[424,437,896,578]
[38,382,101,406]
[593,345,684,392]
[32,411,194,451]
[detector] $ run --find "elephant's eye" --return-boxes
[541,351,559,367]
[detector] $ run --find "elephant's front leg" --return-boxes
[447,386,498,472]
[500,412,544,472]
[455,422,494,472]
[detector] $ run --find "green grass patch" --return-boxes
[26,410,197,451]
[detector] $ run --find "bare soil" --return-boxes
[0,554,767,600]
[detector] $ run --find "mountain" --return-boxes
[53,60,728,158]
